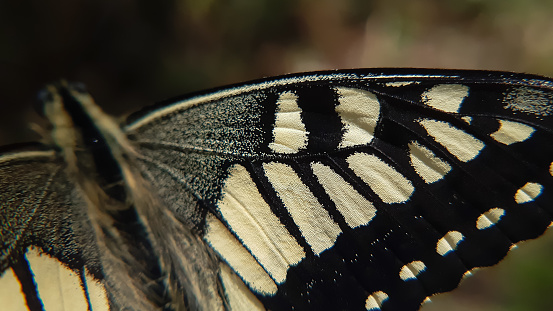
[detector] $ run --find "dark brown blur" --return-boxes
[1,1,553,310]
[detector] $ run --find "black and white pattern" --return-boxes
[1,69,552,311]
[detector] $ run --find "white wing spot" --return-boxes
[490,120,535,145]
[205,214,278,295]
[461,116,472,124]
[335,87,380,148]
[515,182,543,204]
[365,291,389,310]
[311,162,377,228]
[436,231,464,256]
[214,165,305,284]
[399,261,427,281]
[264,162,342,255]
[476,207,506,230]
[421,84,469,113]
[408,141,452,183]
[219,264,265,311]
[25,247,97,311]
[347,152,414,204]
[269,92,308,154]
[419,119,485,162]
[0,268,28,311]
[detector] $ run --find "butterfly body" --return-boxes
[1,69,552,310]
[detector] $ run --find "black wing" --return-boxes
[126,68,553,311]
[0,147,113,310]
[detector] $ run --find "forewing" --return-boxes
[126,69,553,311]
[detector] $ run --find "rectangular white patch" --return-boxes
[421,84,468,113]
[219,264,265,311]
[335,87,380,148]
[205,214,278,295]
[215,164,305,284]
[311,162,377,228]
[84,270,109,311]
[347,152,414,204]
[419,119,484,162]
[264,162,342,255]
[490,119,535,145]
[0,268,28,311]
[269,92,308,153]
[408,141,451,183]
[25,247,90,311]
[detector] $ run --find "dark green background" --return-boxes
[1,1,552,310]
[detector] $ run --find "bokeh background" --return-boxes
[1,1,553,310]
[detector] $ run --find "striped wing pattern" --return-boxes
[1,69,553,310]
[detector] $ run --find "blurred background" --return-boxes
[1,0,553,310]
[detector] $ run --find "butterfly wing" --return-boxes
[1,69,552,311]
[125,69,553,311]
[1,82,227,311]
[0,148,112,310]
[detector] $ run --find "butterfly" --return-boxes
[0,68,552,311]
